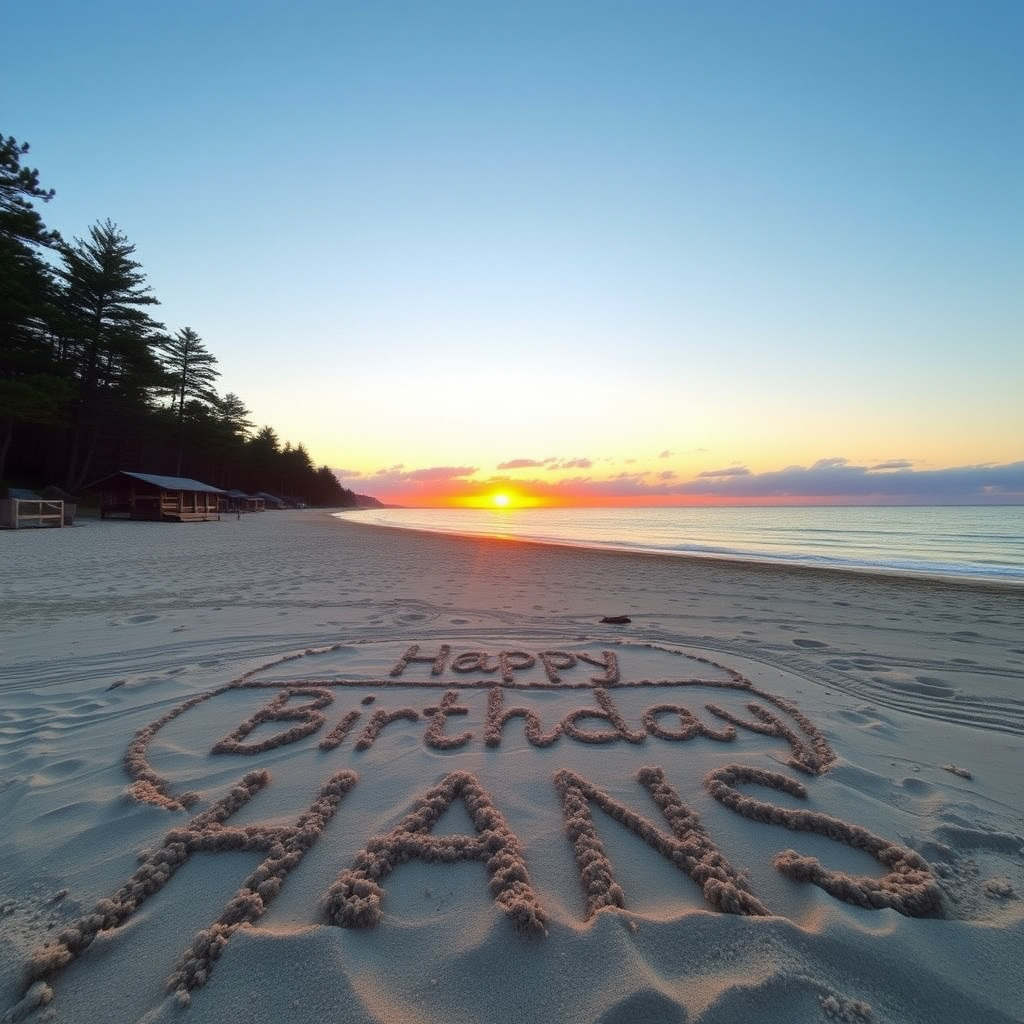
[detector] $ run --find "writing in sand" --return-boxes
[16,641,943,1012]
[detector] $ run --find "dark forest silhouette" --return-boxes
[1,132,370,508]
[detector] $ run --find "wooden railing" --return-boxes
[0,498,65,529]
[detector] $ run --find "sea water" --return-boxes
[336,505,1024,583]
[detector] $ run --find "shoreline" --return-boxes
[331,510,1024,594]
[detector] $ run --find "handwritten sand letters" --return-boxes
[14,641,943,1014]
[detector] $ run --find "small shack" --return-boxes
[224,489,265,513]
[0,489,65,530]
[254,491,287,510]
[87,471,225,523]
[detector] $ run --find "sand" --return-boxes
[1,509,1022,1024]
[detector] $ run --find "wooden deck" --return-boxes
[100,489,221,522]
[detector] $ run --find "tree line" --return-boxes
[1,133,368,508]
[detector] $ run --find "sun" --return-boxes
[459,489,544,510]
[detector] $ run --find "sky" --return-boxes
[3,0,1022,506]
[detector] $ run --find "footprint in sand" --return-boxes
[900,776,933,796]
[53,699,105,718]
[935,822,1023,855]
[835,709,893,734]
[597,988,688,1024]
[45,758,84,778]
[792,638,828,649]
[883,677,956,697]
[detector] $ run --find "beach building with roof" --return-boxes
[224,489,265,513]
[253,491,287,510]
[86,471,225,522]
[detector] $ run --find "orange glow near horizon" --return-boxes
[374,485,926,509]
[452,488,549,510]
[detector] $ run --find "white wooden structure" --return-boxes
[0,496,65,529]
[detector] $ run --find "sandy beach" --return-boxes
[1,509,1022,1024]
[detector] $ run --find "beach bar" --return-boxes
[87,471,225,522]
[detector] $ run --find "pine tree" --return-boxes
[0,134,64,481]
[216,392,253,441]
[157,326,220,474]
[55,220,164,490]
[0,134,58,247]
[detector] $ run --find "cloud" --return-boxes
[658,450,673,459]
[406,466,479,482]
[345,458,1024,507]
[496,458,547,470]
[526,460,1023,503]
[670,459,1024,501]
[496,456,593,470]
[346,465,480,489]
[698,467,752,479]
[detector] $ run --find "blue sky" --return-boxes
[3,1,1022,504]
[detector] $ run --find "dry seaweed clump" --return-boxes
[705,764,943,917]
[554,767,769,919]
[323,770,548,936]
[21,770,358,1003]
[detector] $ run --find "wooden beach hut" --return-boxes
[86,471,225,523]
[254,491,287,510]
[224,489,265,513]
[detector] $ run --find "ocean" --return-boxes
[335,505,1024,584]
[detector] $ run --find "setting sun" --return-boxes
[453,490,547,510]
